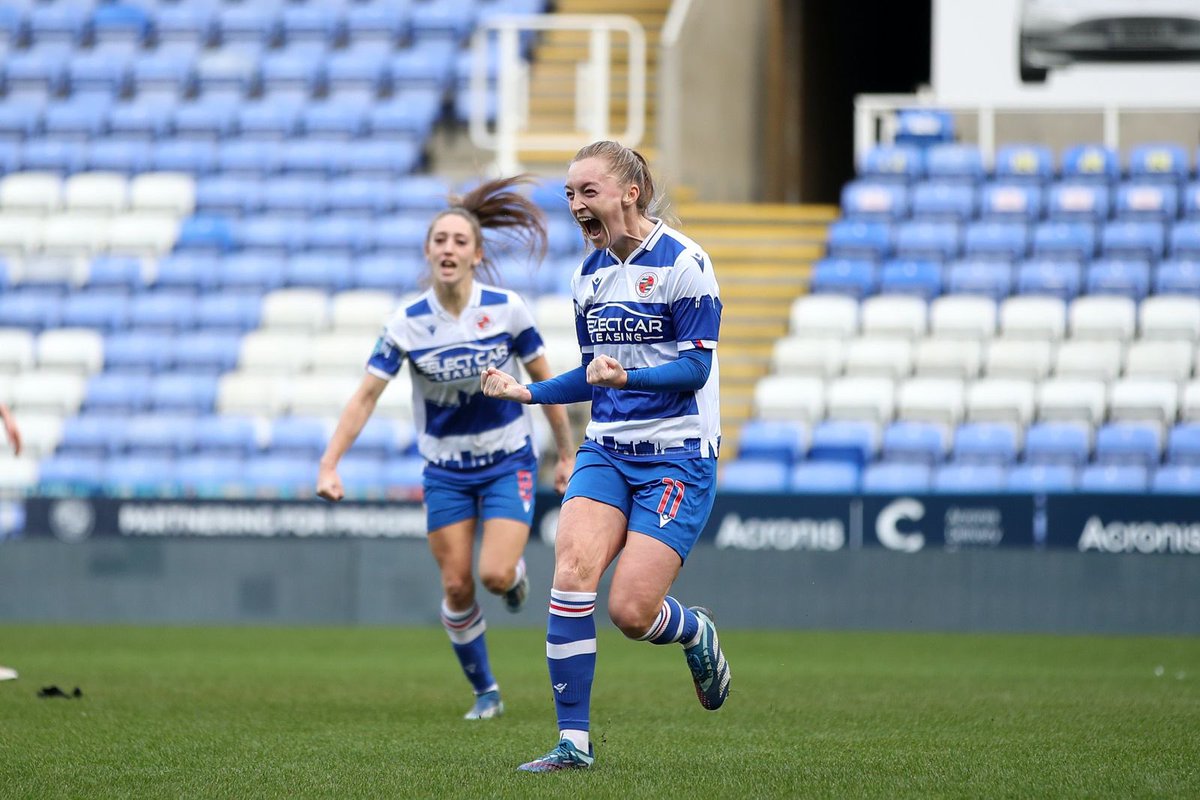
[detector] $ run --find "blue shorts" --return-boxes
[562,441,717,562]
[422,456,538,532]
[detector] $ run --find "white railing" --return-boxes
[468,14,646,175]
[855,93,1200,167]
[657,0,695,189]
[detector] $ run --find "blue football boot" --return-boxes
[517,738,595,772]
[683,606,731,710]
[463,689,504,720]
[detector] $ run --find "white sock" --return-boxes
[507,557,526,592]
[560,729,589,751]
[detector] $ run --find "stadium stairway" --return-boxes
[675,201,838,458]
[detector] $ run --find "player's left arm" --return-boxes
[524,354,577,493]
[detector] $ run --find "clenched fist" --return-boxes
[481,367,532,403]
[586,354,628,388]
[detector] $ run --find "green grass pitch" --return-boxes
[0,625,1197,798]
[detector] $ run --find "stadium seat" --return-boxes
[966,378,1036,425]
[0,328,35,373]
[1124,340,1192,381]
[85,372,152,413]
[909,183,973,222]
[1061,144,1118,183]
[12,370,86,415]
[1077,463,1149,493]
[1068,295,1136,340]
[932,462,1006,493]
[912,339,982,378]
[862,461,931,493]
[194,415,260,457]
[946,260,1011,300]
[1151,464,1200,494]
[840,180,908,221]
[1006,463,1076,493]
[880,420,947,463]
[963,221,1028,261]
[826,376,895,422]
[894,221,959,261]
[104,331,171,372]
[1167,422,1200,464]
[1037,378,1108,425]
[924,144,983,185]
[1140,296,1200,340]
[719,460,789,493]
[978,183,1042,221]
[860,145,923,183]
[1,172,63,214]
[85,256,144,291]
[260,289,330,332]
[330,290,398,332]
[789,294,859,338]
[60,292,130,331]
[239,331,313,374]
[269,418,330,457]
[860,294,927,338]
[753,376,826,422]
[826,220,891,260]
[1128,143,1188,184]
[809,258,876,298]
[1085,259,1150,299]
[807,419,879,465]
[1101,222,1164,262]
[879,259,941,299]
[789,461,859,493]
[994,143,1053,184]
[217,373,289,416]
[1093,422,1162,466]
[37,328,104,374]
[1000,295,1067,340]
[928,293,997,342]
[771,337,845,378]
[172,332,243,373]
[897,378,965,425]
[1031,221,1095,260]
[287,374,359,416]
[1108,379,1179,423]
[1015,259,1081,300]
[175,455,248,497]
[58,414,128,457]
[129,292,197,331]
[1168,222,1200,259]
[312,332,374,374]
[1046,182,1109,222]
[1054,340,1123,381]
[0,290,60,330]
[125,414,199,455]
[87,139,153,173]
[1114,182,1177,222]
[150,373,217,413]
[155,254,220,292]
[1156,260,1200,294]
[737,420,807,465]
[153,141,219,175]
[1024,421,1091,466]
[844,338,912,379]
[952,422,1018,464]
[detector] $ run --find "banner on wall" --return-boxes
[933,0,1200,103]
[11,493,1200,555]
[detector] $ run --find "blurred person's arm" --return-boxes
[316,375,388,501]
[524,355,576,494]
[0,403,21,456]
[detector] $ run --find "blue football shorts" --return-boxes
[422,457,538,532]
[562,441,717,562]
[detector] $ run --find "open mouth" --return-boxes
[578,216,603,240]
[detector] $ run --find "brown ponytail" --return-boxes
[429,175,548,284]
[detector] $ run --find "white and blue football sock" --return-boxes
[638,595,700,645]
[440,600,497,695]
[546,588,597,752]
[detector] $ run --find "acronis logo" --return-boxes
[415,342,511,383]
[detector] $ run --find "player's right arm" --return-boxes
[317,373,388,502]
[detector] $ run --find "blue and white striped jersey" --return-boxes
[367,282,545,470]
[572,219,722,459]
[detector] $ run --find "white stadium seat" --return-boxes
[286,373,360,416]
[0,456,38,492]
[0,172,62,214]
[860,294,927,338]
[929,295,997,339]
[543,335,583,375]
[311,332,374,375]
[108,214,180,255]
[984,338,1054,380]
[533,294,576,338]
[754,375,826,422]
[13,413,64,458]
[789,294,859,338]
[1037,378,1108,424]
[216,372,290,416]
[17,255,87,287]
[913,338,982,378]
[826,376,895,422]
[1181,381,1200,422]
[261,288,331,332]
[1125,340,1193,381]
[373,370,414,419]
[1069,295,1137,341]
[966,378,1036,425]
[771,336,844,378]
[239,331,315,373]
[897,377,965,425]
[63,172,129,214]
[11,370,86,415]
[843,337,913,378]
[0,215,45,255]
[1140,295,1200,340]
[1108,379,1179,423]
[0,328,35,373]
[37,328,104,373]
[41,214,112,255]
[999,295,1067,340]
[129,172,196,216]
[1053,340,1123,381]
[330,290,396,332]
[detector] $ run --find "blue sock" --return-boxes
[638,596,699,645]
[440,600,496,695]
[546,588,597,734]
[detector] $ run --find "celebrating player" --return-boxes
[482,141,731,772]
[317,176,575,721]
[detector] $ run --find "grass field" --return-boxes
[0,625,1197,799]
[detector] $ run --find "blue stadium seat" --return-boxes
[129,52,196,103]
[5,49,68,99]
[1166,423,1200,464]
[269,418,329,457]
[862,461,931,493]
[237,218,303,255]
[327,177,396,216]
[1114,182,1178,222]
[1151,464,1200,494]
[893,108,954,146]
[737,420,807,465]
[1169,222,1200,259]
[172,103,239,140]
[306,218,373,255]
[368,92,443,140]
[66,52,130,99]
[38,455,106,494]
[894,221,959,261]
[91,4,150,51]
[946,260,1012,299]
[87,139,153,173]
[175,455,247,497]
[217,140,283,175]
[281,4,343,48]
[87,256,144,291]
[1031,221,1095,260]
[826,220,891,260]
[286,253,353,290]
[279,140,350,177]
[720,459,789,492]
[808,420,879,465]
[881,421,946,463]
[1183,183,1200,219]
[932,462,1007,493]
[390,40,457,90]
[789,461,859,493]
[809,258,876,298]
[1015,259,1081,299]
[241,455,315,496]
[344,4,408,52]
[1094,422,1162,466]
[353,418,400,459]
[196,176,263,217]
[302,103,368,140]
[0,140,18,173]
[43,101,111,140]
[155,254,220,291]
[410,0,477,43]
[840,180,908,221]
[104,455,179,496]
[60,291,130,331]
[1155,259,1200,294]
[342,140,422,176]
[260,177,329,216]
[384,456,425,491]
[1077,464,1149,493]
[155,6,214,48]
[910,182,975,222]
[879,258,941,298]
[21,140,87,173]
[979,183,1043,222]
[236,103,301,140]
[994,143,1053,184]
[218,253,287,291]
[216,6,280,50]
[104,331,171,372]
[0,104,43,141]
[325,49,390,101]
[0,6,24,51]
[1101,221,1164,261]
[1128,143,1188,184]
[352,255,424,290]
[1046,182,1109,222]
[1061,144,1118,183]
[1085,259,1150,299]
[952,422,1018,464]
[195,292,263,331]
[1024,422,1090,466]
[194,416,260,457]
[1005,463,1076,493]
[371,214,431,255]
[924,144,984,185]
[125,414,199,455]
[28,5,86,46]
[58,414,129,457]
[259,52,323,103]
[963,221,1028,261]
[129,292,198,331]
[0,290,62,330]
[173,332,243,372]
[152,141,218,174]
[85,373,152,413]
[860,145,923,183]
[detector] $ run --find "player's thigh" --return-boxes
[427,518,477,585]
[553,497,628,592]
[478,516,530,577]
[608,531,684,621]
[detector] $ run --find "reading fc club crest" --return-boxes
[474,312,492,331]
[635,272,657,298]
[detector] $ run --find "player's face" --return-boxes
[565,157,631,250]
[425,213,482,289]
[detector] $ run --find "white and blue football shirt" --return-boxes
[366,282,545,470]
[571,219,722,459]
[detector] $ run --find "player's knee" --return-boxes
[478,567,509,595]
[442,575,475,607]
[608,597,656,639]
[553,555,596,591]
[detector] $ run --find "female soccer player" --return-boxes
[317,176,576,721]
[482,141,731,771]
